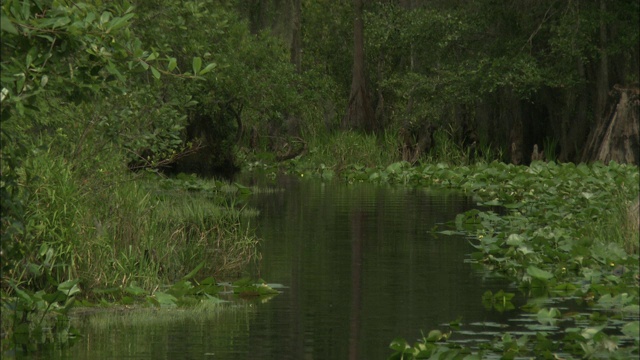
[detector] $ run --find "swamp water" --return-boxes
[47,175,539,360]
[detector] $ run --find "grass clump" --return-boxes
[1,147,261,353]
[299,130,399,171]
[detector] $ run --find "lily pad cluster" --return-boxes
[281,159,639,358]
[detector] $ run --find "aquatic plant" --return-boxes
[272,158,639,358]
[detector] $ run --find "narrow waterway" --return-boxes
[237,174,516,359]
[56,174,524,360]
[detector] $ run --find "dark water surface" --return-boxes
[52,174,523,360]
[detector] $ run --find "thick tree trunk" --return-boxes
[343,0,376,132]
[581,85,640,165]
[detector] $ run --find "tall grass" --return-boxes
[4,148,261,300]
[425,128,502,165]
[299,130,400,170]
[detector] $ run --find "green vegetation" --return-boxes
[275,159,639,358]
[1,0,638,358]
[0,1,270,354]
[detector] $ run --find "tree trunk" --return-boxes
[342,0,376,132]
[290,0,302,73]
[595,0,609,122]
[581,85,640,165]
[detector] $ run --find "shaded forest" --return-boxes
[3,0,638,181]
[234,0,639,166]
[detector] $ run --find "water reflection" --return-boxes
[51,174,520,360]
[242,174,516,359]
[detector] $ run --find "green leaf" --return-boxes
[152,291,177,307]
[1,14,18,34]
[106,13,134,32]
[167,57,177,71]
[192,56,202,75]
[536,308,561,324]
[198,62,216,75]
[506,233,524,246]
[621,321,639,340]
[150,66,161,79]
[100,11,111,24]
[43,291,67,304]
[124,283,146,296]
[203,293,227,304]
[425,329,442,342]
[182,261,205,280]
[527,265,554,281]
[58,279,81,297]
[389,338,410,352]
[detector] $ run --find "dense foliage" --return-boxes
[1,0,638,357]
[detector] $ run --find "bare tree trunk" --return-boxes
[343,0,376,132]
[582,86,640,165]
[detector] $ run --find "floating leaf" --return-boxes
[527,265,554,281]
[536,307,561,324]
[621,321,639,340]
[506,233,523,246]
[425,329,442,342]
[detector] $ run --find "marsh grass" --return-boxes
[72,302,254,329]
[425,129,501,165]
[603,196,639,254]
[301,130,399,170]
[78,188,261,294]
[65,302,257,358]
[4,148,262,305]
